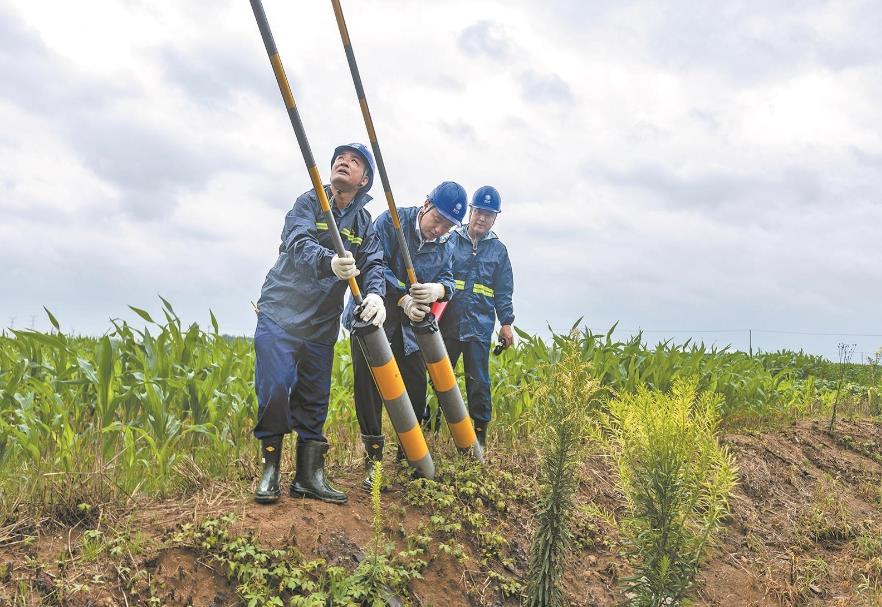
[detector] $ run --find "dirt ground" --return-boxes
[2,418,882,606]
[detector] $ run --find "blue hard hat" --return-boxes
[332,143,375,192]
[470,185,502,213]
[427,181,467,226]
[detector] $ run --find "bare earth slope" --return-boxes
[2,419,881,606]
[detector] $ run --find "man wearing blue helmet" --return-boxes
[344,181,466,490]
[438,185,514,449]
[252,143,386,505]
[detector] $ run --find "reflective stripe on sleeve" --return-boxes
[473,283,494,297]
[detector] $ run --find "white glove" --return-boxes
[409,282,445,305]
[330,251,360,280]
[358,293,386,327]
[398,295,430,322]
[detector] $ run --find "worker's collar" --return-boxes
[458,224,496,244]
[415,208,438,245]
[325,186,371,216]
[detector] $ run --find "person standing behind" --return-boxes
[438,185,514,448]
[345,181,467,490]
[253,143,387,505]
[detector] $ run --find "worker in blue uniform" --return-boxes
[438,185,514,448]
[344,181,467,490]
[253,143,386,505]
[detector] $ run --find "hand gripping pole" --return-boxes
[330,0,483,462]
[249,0,433,478]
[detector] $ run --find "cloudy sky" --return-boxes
[2,0,881,360]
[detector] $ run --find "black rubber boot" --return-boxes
[290,440,347,504]
[360,434,385,492]
[255,436,283,504]
[473,420,488,450]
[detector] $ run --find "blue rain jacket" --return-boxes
[439,225,514,344]
[344,205,454,355]
[257,187,385,345]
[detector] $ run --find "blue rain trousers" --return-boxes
[443,337,492,424]
[253,313,333,441]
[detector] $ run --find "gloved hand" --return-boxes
[358,293,386,327]
[330,251,360,280]
[398,294,430,322]
[409,282,445,305]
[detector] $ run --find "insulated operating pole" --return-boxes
[249,0,433,478]
[331,0,483,462]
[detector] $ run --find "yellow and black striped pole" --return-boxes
[330,0,483,463]
[249,0,434,478]
[250,0,359,302]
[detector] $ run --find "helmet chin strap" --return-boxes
[331,169,368,200]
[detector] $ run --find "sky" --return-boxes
[1,0,881,361]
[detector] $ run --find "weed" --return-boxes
[607,379,737,606]
[524,345,599,607]
[831,343,857,432]
[796,478,860,547]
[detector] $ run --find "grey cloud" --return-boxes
[688,109,719,132]
[62,114,253,220]
[439,119,477,143]
[458,20,512,60]
[589,164,828,214]
[0,4,257,222]
[0,5,122,113]
[429,74,466,93]
[851,146,882,169]
[534,1,882,81]
[647,3,882,81]
[158,42,281,108]
[520,70,574,104]
[535,0,630,25]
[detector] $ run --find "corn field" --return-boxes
[0,303,878,520]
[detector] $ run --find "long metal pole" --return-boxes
[250,0,361,304]
[330,0,482,462]
[249,0,434,477]
[330,0,417,286]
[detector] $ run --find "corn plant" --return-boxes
[2,304,875,523]
[0,300,257,518]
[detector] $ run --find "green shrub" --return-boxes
[525,342,601,607]
[606,379,737,606]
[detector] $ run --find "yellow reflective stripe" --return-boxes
[453,279,465,291]
[340,228,363,246]
[473,283,494,297]
[315,222,329,231]
[397,279,405,289]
